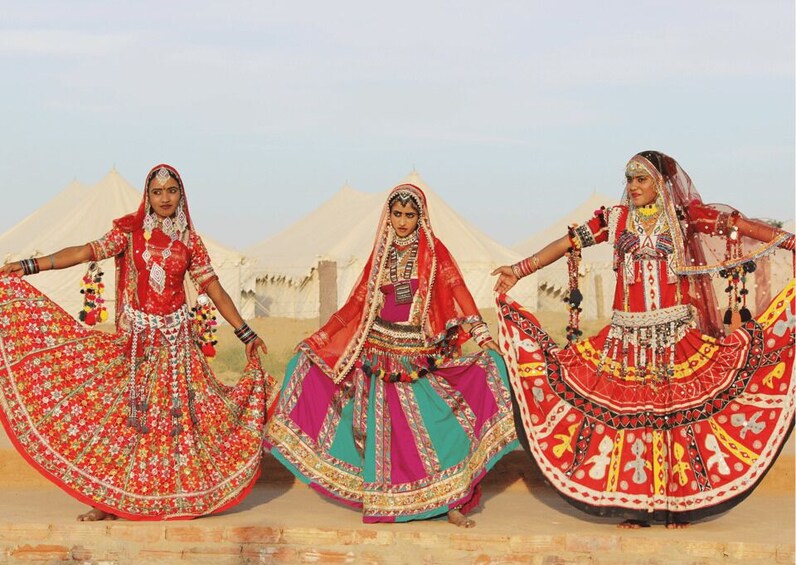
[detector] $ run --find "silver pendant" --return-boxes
[149,262,166,294]
[394,281,413,305]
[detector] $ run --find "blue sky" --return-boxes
[1,1,793,249]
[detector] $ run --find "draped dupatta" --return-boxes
[623,152,791,337]
[300,184,483,384]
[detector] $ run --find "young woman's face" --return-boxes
[625,172,658,207]
[389,200,419,238]
[148,175,181,219]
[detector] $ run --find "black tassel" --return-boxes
[739,307,752,322]
[567,288,583,308]
[723,309,733,325]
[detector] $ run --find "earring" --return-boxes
[175,201,188,233]
[143,206,157,238]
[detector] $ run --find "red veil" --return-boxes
[300,184,483,384]
[625,152,791,337]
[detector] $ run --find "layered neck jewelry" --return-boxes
[393,229,419,247]
[636,202,659,217]
[632,196,664,235]
[141,202,188,294]
[389,236,419,305]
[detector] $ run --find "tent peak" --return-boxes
[401,169,426,188]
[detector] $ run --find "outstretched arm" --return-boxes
[492,234,572,293]
[0,244,94,276]
[205,279,267,361]
[734,217,794,251]
[691,204,795,251]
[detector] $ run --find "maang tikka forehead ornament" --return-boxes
[154,167,172,187]
[389,189,424,216]
[625,156,664,187]
[626,160,653,179]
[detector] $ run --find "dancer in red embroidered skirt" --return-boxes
[493,151,794,528]
[0,164,276,521]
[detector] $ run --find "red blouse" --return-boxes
[576,204,723,313]
[89,226,218,316]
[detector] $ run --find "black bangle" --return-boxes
[20,258,40,276]
[234,323,258,345]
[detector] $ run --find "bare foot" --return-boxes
[448,509,476,528]
[77,507,117,521]
[666,521,690,529]
[617,519,650,529]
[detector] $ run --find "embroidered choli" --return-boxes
[572,204,724,314]
[89,225,218,316]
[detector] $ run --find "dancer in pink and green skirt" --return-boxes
[265,184,518,526]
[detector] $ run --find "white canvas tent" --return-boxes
[0,169,256,321]
[514,192,617,319]
[247,172,536,318]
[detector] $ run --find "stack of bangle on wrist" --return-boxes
[20,258,40,276]
[234,322,259,345]
[511,254,540,279]
[469,322,494,348]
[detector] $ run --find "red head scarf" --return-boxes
[301,183,483,383]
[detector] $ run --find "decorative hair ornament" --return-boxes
[625,160,654,179]
[155,166,172,187]
[191,294,218,358]
[79,262,107,326]
[388,189,424,216]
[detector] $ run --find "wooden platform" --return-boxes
[0,435,792,564]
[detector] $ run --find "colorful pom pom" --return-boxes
[78,262,106,326]
[191,294,218,359]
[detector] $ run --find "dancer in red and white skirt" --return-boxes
[493,150,794,528]
[0,164,276,521]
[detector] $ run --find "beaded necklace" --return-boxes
[633,205,663,236]
[389,231,419,305]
